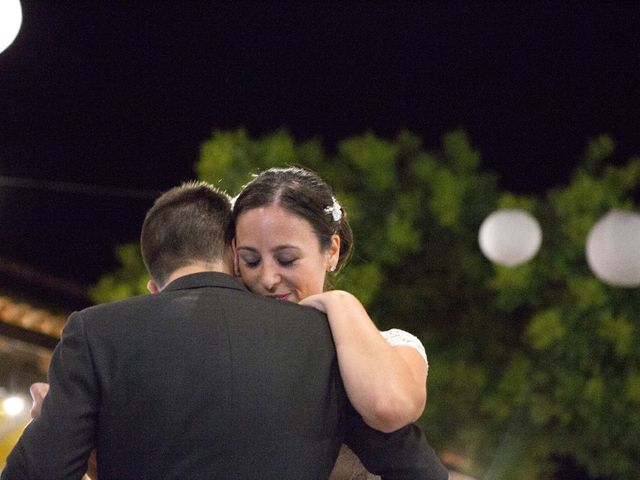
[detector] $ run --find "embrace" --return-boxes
[2,167,448,480]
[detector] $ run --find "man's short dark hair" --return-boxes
[141,181,232,287]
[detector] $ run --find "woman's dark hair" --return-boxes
[230,167,353,272]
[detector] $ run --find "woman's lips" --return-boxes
[271,294,291,301]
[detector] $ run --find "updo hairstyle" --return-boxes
[229,167,353,273]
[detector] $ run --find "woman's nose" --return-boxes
[259,263,281,291]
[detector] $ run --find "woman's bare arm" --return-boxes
[300,290,427,432]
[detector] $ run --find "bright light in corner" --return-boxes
[3,396,25,416]
[0,0,23,55]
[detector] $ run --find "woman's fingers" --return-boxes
[29,382,50,419]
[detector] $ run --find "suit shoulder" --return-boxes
[240,292,327,319]
[71,293,156,319]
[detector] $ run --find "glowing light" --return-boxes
[478,209,542,267]
[0,0,23,55]
[586,209,640,287]
[2,396,25,416]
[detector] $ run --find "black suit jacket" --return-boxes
[2,272,447,480]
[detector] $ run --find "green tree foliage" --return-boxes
[481,137,640,479]
[90,130,640,479]
[89,244,148,303]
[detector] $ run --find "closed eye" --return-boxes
[277,258,297,267]
[240,256,260,268]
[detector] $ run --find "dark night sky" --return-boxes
[1,1,640,301]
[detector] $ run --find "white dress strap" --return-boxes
[380,328,428,373]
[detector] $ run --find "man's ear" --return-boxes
[147,279,160,294]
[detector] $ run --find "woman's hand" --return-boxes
[29,382,49,419]
[298,291,332,313]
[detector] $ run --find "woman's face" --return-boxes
[234,204,340,303]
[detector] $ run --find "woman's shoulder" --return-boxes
[380,328,428,367]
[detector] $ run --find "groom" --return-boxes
[2,181,447,480]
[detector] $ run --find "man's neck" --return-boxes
[161,262,231,290]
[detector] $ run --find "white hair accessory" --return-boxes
[324,197,342,222]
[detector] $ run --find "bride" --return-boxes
[231,167,430,478]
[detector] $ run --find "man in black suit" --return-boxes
[2,181,447,480]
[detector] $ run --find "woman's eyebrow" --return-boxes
[236,245,301,252]
[272,245,301,253]
[236,246,258,253]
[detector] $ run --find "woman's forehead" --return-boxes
[236,205,319,245]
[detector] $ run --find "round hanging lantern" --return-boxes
[0,0,23,54]
[586,209,640,287]
[478,209,542,267]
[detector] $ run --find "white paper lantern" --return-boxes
[0,0,23,55]
[586,210,640,287]
[478,209,542,267]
